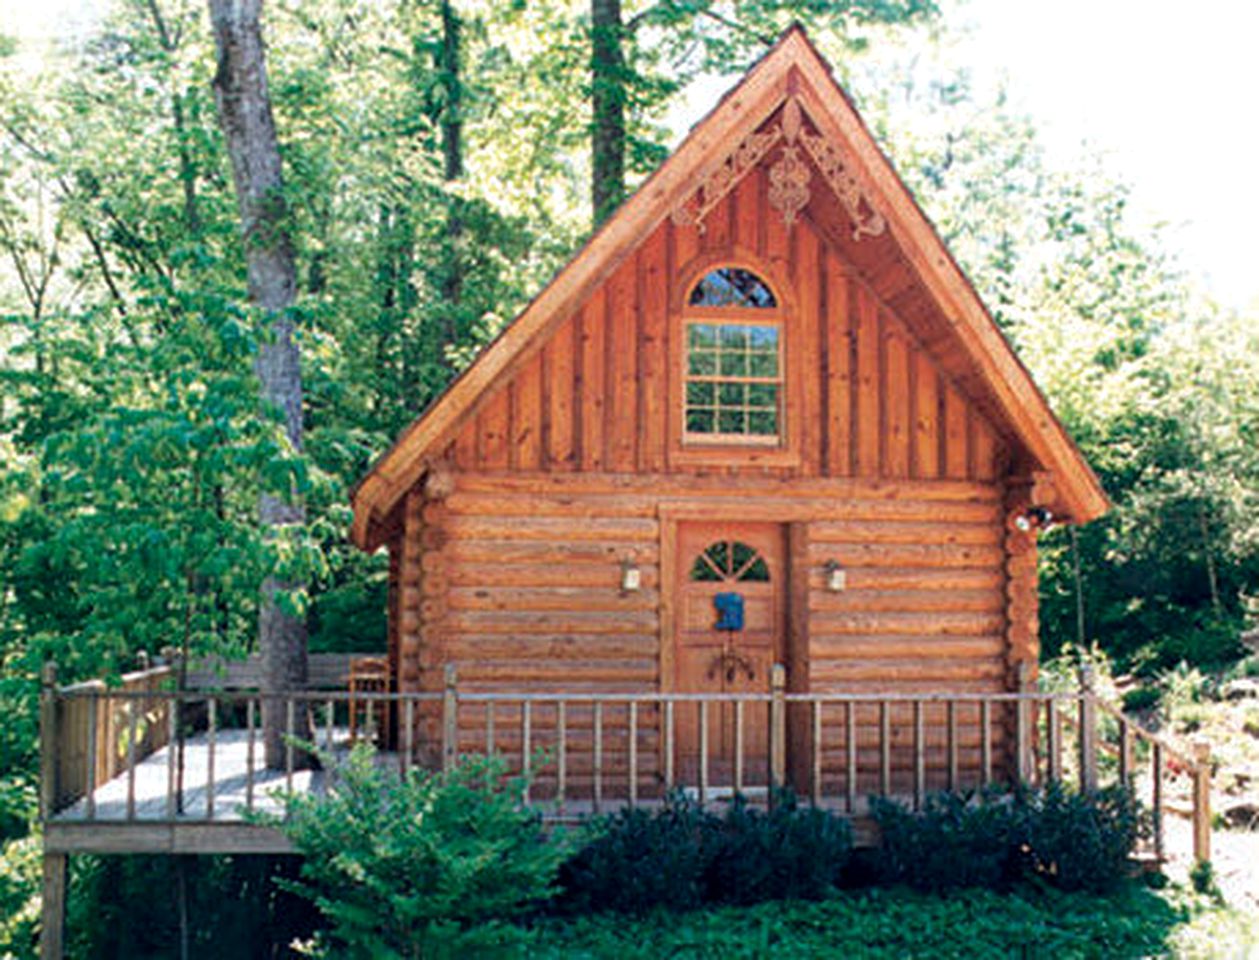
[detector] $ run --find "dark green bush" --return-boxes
[558,793,715,914]
[1019,782,1147,893]
[559,790,852,914]
[1121,685,1162,713]
[704,791,851,904]
[870,789,1019,892]
[274,745,567,959]
[872,784,1146,895]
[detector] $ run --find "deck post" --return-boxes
[39,662,57,821]
[1015,661,1031,784]
[769,664,786,793]
[441,664,458,773]
[1077,663,1098,792]
[40,851,66,960]
[1192,739,1212,865]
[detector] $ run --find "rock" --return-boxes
[1222,678,1259,701]
[1221,801,1259,831]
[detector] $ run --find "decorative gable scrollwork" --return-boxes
[671,96,886,241]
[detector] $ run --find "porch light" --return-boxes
[824,560,846,593]
[1015,506,1054,533]
[620,560,642,593]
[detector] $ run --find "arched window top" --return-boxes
[689,541,771,583]
[688,267,777,309]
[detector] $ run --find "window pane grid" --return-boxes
[685,319,781,440]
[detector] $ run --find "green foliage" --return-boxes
[871,784,1146,895]
[67,854,318,960]
[0,836,40,958]
[870,789,1020,892]
[1121,686,1161,713]
[558,789,852,914]
[1019,783,1147,894]
[273,746,566,959]
[525,883,1254,959]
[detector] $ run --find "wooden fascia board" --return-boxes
[350,36,799,547]
[789,46,1108,522]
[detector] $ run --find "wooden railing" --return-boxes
[39,661,1213,864]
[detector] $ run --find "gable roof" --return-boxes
[350,25,1108,550]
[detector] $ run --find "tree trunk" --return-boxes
[436,0,464,365]
[590,0,626,226]
[207,0,307,768]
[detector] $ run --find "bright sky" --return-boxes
[4,0,1257,310]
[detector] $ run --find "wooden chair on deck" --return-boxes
[348,656,391,745]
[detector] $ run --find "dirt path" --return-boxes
[1163,811,1259,911]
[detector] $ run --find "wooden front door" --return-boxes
[675,522,786,788]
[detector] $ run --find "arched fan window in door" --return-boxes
[689,540,771,583]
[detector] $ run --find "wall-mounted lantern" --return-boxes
[1014,505,1055,533]
[824,560,847,593]
[620,559,642,594]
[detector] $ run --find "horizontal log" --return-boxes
[453,472,1001,502]
[810,658,1007,683]
[806,542,1004,568]
[440,516,658,542]
[807,611,1006,636]
[443,610,659,635]
[443,541,659,566]
[448,586,660,612]
[808,520,1001,546]
[807,567,1004,592]
[442,491,1002,524]
[446,634,660,660]
[808,635,1006,660]
[809,588,1003,614]
[452,661,658,683]
[448,562,660,589]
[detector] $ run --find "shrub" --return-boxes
[1120,686,1161,713]
[559,793,713,914]
[273,744,567,959]
[558,790,852,914]
[703,790,851,904]
[1019,782,1146,893]
[870,789,1019,892]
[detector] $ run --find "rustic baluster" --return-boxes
[403,699,415,776]
[85,692,98,821]
[245,698,256,814]
[486,701,496,756]
[593,701,604,813]
[556,701,567,810]
[664,700,675,790]
[699,700,709,806]
[166,697,178,819]
[628,701,638,806]
[811,700,822,806]
[1078,666,1098,792]
[126,698,139,820]
[980,699,992,786]
[39,662,57,823]
[1118,718,1131,786]
[913,700,925,810]
[734,701,744,794]
[1047,700,1062,782]
[879,701,891,797]
[1152,742,1164,860]
[442,665,458,773]
[205,698,216,821]
[285,699,295,795]
[947,701,959,791]
[325,699,334,754]
[1192,739,1211,865]
[845,701,857,814]
[1015,693,1029,785]
[521,701,532,804]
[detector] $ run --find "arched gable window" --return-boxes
[684,267,782,443]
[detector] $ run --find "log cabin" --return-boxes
[347,25,1109,801]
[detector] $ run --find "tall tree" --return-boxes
[590,0,626,225]
[207,0,307,767]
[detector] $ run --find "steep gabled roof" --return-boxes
[350,25,1107,549]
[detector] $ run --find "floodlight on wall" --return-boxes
[620,560,642,594]
[824,560,847,593]
[1015,506,1055,533]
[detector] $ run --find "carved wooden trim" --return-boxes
[672,95,885,239]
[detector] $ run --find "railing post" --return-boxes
[39,662,58,821]
[769,664,787,792]
[1192,739,1212,866]
[442,664,458,773]
[1016,661,1031,784]
[1078,662,1098,792]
